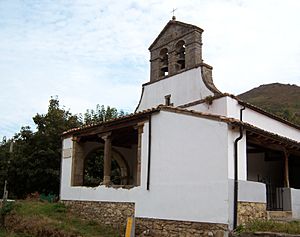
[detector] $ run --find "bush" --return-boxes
[0,201,15,227]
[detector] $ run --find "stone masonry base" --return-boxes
[61,200,134,233]
[238,201,267,225]
[136,217,228,237]
[61,200,228,236]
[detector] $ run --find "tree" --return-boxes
[0,97,124,198]
[82,105,125,186]
[83,104,124,125]
[1,97,80,198]
[0,138,10,198]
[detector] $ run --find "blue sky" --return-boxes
[1,0,300,139]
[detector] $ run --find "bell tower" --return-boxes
[135,18,220,112]
[148,18,204,82]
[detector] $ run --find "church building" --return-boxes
[60,18,300,236]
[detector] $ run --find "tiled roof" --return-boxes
[160,106,300,149]
[62,107,160,136]
[62,105,300,150]
[179,93,300,131]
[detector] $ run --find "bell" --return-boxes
[161,64,168,72]
[160,57,168,72]
[177,51,185,64]
[177,57,185,64]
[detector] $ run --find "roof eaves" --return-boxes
[229,120,300,149]
[179,93,300,131]
[62,107,161,137]
[161,105,300,148]
[235,98,300,131]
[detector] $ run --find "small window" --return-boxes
[165,94,172,106]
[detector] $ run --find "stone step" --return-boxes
[267,211,293,221]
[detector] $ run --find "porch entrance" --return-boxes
[246,130,300,212]
[247,144,285,210]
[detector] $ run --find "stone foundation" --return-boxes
[61,200,229,236]
[61,200,134,232]
[136,217,228,237]
[238,201,267,225]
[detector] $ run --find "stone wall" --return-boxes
[136,217,228,237]
[149,21,203,82]
[238,201,267,225]
[61,200,229,236]
[61,200,134,232]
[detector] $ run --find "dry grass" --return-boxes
[1,200,120,237]
[237,219,300,235]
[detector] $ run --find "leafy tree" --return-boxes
[0,138,10,198]
[0,97,124,198]
[84,149,121,187]
[0,97,80,198]
[83,105,125,125]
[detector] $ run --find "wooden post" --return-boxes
[102,133,112,186]
[284,148,290,188]
[135,123,144,186]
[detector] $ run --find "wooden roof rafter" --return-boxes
[62,107,159,138]
[245,130,300,155]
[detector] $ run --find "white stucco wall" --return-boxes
[188,96,228,116]
[60,123,150,202]
[60,111,231,225]
[225,97,300,142]
[227,129,247,180]
[291,188,300,218]
[238,180,266,203]
[60,138,73,195]
[136,67,214,112]
[227,179,266,229]
[188,96,300,143]
[141,111,229,223]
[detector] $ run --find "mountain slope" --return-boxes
[238,83,300,126]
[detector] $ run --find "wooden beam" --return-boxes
[284,148,290,188]
[75,117,149,138]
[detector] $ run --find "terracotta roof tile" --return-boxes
[62,107,160,136]
[62,104,300,149]
[159,106,300,148]
[179,93,300,130]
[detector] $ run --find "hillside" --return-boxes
[238,83,300,126]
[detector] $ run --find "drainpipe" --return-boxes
[147,115,152,190]
[233,106,245,229]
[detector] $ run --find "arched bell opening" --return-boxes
[175,40,186,71]
[83,147,129,187]
[159,48,169,77]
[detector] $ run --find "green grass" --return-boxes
[238,220,300,235]
[14,201,67,219]
[5,200,120,237]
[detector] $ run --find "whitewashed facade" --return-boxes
[60,19,300,235]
